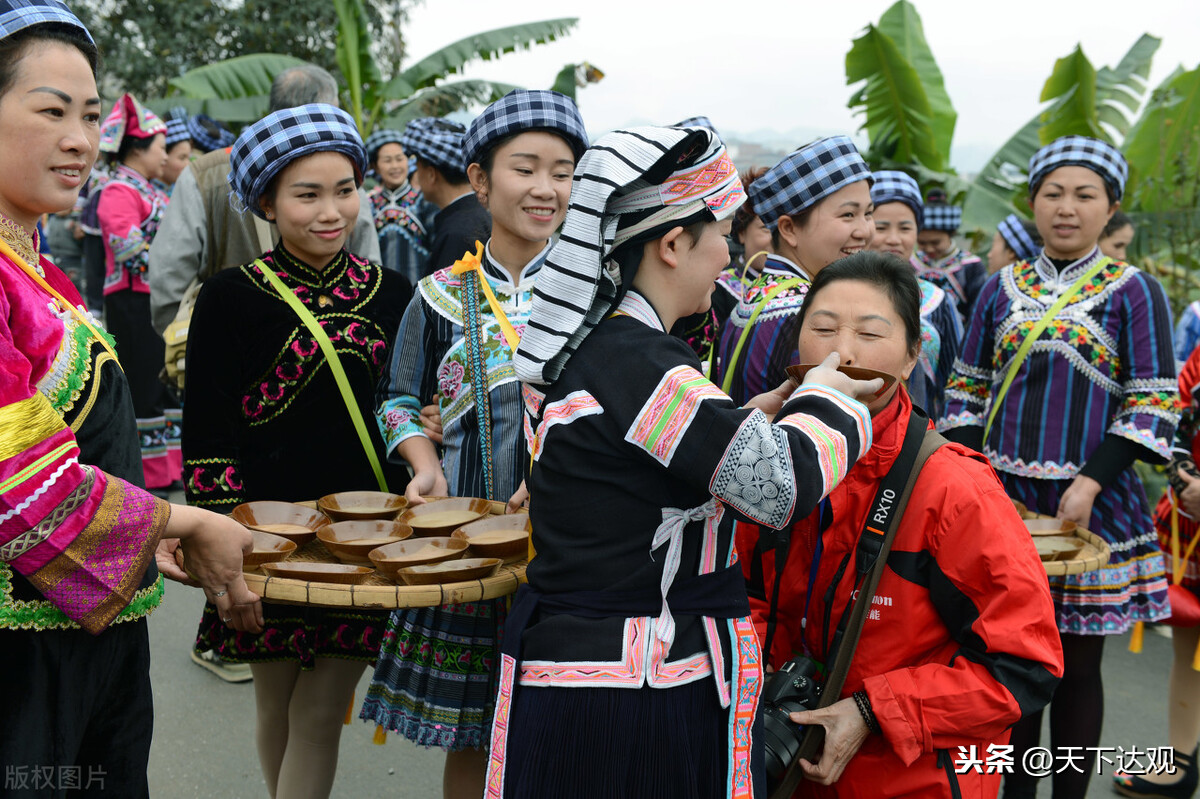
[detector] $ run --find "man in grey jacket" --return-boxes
[148,64,381,334]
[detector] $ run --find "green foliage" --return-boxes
[874,1,956,168]
[397,19,578,91]
[76,0,408,99]
[1124,66,1200,213]
[846,19,941,171]
[334,0,384,133]
[1039,46,1105,143]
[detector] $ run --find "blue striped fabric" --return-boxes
[400,117,467,174]
[186,114,235,153]
[997,214,1040,262]
[228,103,366,220]
[0,0,91,43]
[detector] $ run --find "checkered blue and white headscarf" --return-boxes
[463,89,588,167]
[515,126,744,386]
[922,202,961,231]
[674,116,718,135]
[1028,135,1128,201]
[749,135,872,230]
[0,0,92,44]
[187,114,234,153]
[364,128,405,164]
[997,213,1040,262]
[165,116,190,148]
[401,117,467,175]
[870,170,922,224]
[228,103,366,220]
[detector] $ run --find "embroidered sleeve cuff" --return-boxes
[1108,419,1174,463]
[9,471,168,634]
[378,397,429,459]
[780,384,872,461]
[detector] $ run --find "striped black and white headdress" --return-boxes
[514,126,744,386]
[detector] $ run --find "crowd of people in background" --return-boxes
[7,1,1200,799]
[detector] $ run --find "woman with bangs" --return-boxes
[715,136,875,406]
[364,89,588,799]
[183,104,410,799]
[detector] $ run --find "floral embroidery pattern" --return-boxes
[438,360,466,400]
[185,459,244,507]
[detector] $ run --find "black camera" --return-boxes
[761,655,823,791]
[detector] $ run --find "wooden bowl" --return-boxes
[317,520,413,564]
[260,561,375,584]
[785,364,896,397]
[1034,535,1086,562]
[1024,518,1077,536]
[451,514,531,562]
[244,530,299,568]
[231,501,329,545]
[398,498,491,537]
[317,491,408,522]
[397,557,502,586]
[368,537,469,580]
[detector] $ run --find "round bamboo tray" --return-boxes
[246,498,527,608]
[1011,500,1112,576]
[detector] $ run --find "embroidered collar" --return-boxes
[928,246,961,269]
[612,290,665,332]
[482,239,550,293]
[1034,246,1104,286]
[0,210,40,274]
[380,181,412,201]
[761,254,810,280]
[112,163,156,195]
[269,243,349,287]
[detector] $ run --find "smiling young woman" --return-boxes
[714,136,875,406]
[941,135,1180,798]
[364,89,588,799]
[182,104,412,799]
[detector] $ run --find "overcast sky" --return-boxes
[400,0,1197,172]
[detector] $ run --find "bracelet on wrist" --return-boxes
[852,689,880,734]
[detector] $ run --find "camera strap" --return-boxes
[770,409,946,799]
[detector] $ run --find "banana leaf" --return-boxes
[145,95,268,126]
[875,0,956,172]
[381,79,522,127]
[846,22,942,171]
[398,18,578,91]
[1123,66,1200,212]
[1038,46,1106,143]
[167,53,308,100]
[334,0,384,134]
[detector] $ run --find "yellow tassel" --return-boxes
[1192,640,1200,672]
[344,692,354,726]
[1129,621,1145,653]
[373,724,388,745]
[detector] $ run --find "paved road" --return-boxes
[148,576,1178,799]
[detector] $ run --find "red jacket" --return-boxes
[737,390,1063,798]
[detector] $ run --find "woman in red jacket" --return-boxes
[737,251,1064,798]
